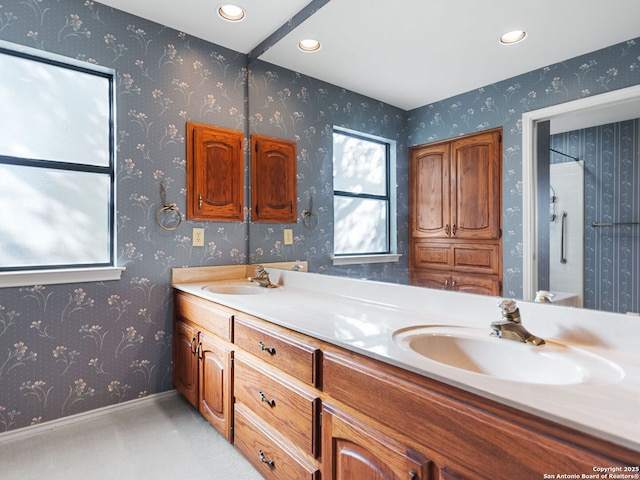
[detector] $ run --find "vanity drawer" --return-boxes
[174,291,233,340]
[234,403,320,480]
[234,353,320,457]
[234,316,320,386]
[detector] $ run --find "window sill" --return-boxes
[331,254,401,266]
[0,267,126,288]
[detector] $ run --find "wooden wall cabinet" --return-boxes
[172,292,234,440]
[186,122,244,221]
[251,134,297,223]
[409,129,502,295]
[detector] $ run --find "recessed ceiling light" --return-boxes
[499,30,527,45]
[218,4,245,22]
[298,39,321,52]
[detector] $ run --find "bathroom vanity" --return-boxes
[172,266,639,480]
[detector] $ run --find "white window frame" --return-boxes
[331,127,400,266]
[0,40,123,288]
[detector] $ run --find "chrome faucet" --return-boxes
[490,299,545,346]
[248,266,277,288]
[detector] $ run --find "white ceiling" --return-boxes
[98,0,640,111]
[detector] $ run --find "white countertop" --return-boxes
[172,267,640,452]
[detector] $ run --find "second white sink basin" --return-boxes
[202,282,271,295]
[393,326,624,386]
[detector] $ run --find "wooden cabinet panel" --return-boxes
[234,315,319,386]
[322,403,432,480]
[413,242,500,275]
[410,143,451,238]
[175,291,232,340]
[198,330,233,441]
[172,319,199,407]
[450,131,501,240]
[234,354,320,456]
[186,122,244,221]
[234,404,320,480]
[322,347,637,479]
[251,134,297,222]
[451,275,501,296]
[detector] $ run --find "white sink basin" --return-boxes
[393,326,624,385]
[202,282,271,295]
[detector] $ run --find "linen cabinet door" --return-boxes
[322,404,432,480]
[198,330,234,441]
[172,320,199,408]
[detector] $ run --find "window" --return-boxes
[332,128,399,264]
[0,40,122,287]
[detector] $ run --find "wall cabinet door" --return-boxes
[199,330,234,441]
[450,131,501,240]
[322,403,432,480]
[251,134,297,222]
[186,122,244,221]
[451,275,501,296]
[172,320,199,408]
[410,130,501,241]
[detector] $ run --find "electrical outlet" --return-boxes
[192,228,205,247]
[283,229,293,245]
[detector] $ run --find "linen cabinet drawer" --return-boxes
[234,316,319,386]
[174,291,233,340]
[234,353,320,457]
[234,404,320,480]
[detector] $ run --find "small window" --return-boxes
[0,40,122,287]
[332,128,398,264]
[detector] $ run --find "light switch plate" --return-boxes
[283,229,293,245]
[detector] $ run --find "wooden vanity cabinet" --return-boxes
[186,122,244,221]
[411,271,501,296]
[409,129,502,295]
[322,346,638,480]
[251,134,297,223]
[172,291,234,441]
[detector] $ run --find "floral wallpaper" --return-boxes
[407,38,640,299]
[551,120,640,314]
[1,0,639,435]
[0,0,247,432]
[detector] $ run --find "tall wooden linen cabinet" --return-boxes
[409,128,503,296]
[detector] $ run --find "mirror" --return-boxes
[247,40,640,315]
[523,85,640,314]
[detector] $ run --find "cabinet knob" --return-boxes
[258,450,275,468]
[258,391,276,407]
[259,341,276,355]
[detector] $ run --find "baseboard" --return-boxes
[0,389,179,444]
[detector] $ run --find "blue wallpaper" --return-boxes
[552,120,640,313]
[408,39,640,298]
[0,0,247,432]
[1,0,639,434]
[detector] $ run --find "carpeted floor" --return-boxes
[0,392,262,479]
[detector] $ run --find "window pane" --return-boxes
[0,52,110,166]
[0,164,111,268]
[334,196,388,254]
[333,132,387,195]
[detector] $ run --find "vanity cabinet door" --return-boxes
[186,122,244,221]
[172,319,199,408]
[322,403,432,480]
[198,330,234,441]
[450,275,501,296]
[251,134,297,222]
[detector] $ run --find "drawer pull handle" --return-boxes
[258,450,275,468]
[190,337,198,355]
[259,391,276,407]
[409,470,418,480]
[259,341,276,355]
